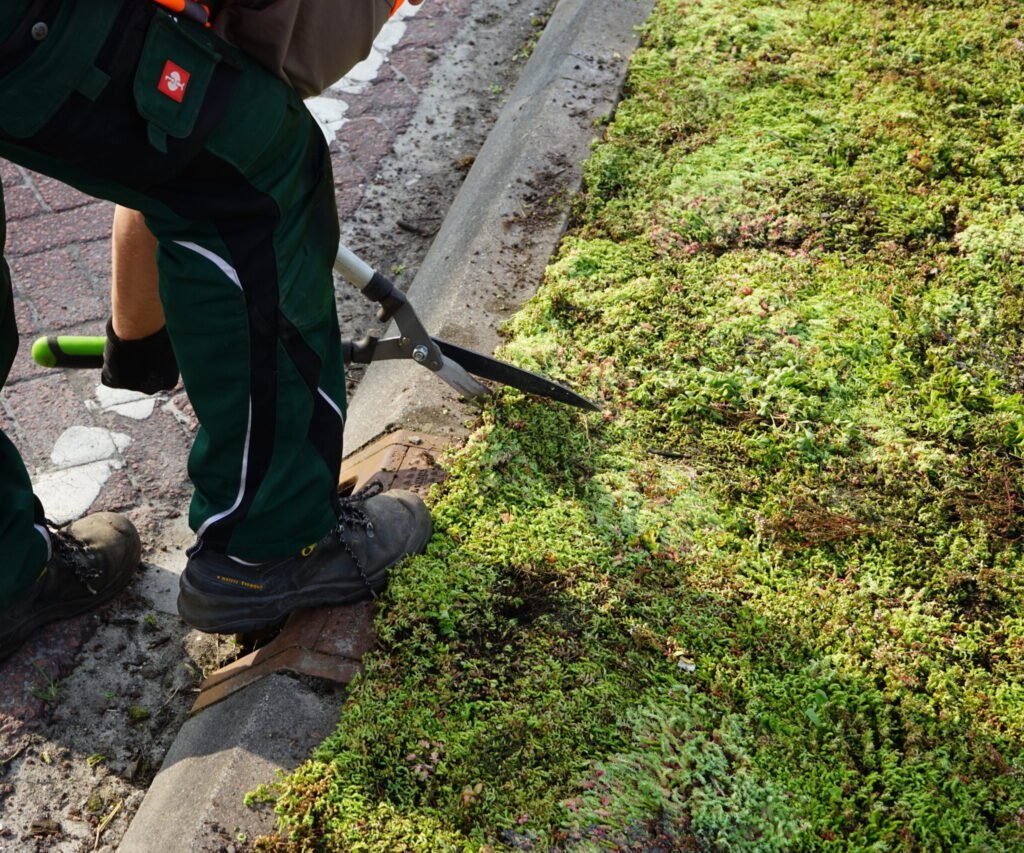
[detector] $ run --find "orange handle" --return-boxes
[151,0,212,25]
[390,0,405,16]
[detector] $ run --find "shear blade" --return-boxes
[434,338,600,411]
[435,355,491,402]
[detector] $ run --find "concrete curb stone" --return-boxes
[117,675,339,853]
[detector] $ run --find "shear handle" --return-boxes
[335,244,405,322]
[334,243,444,370]
[342,335,378,365]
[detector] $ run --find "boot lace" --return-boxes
[334,481,383,596]
[48,522,102,595]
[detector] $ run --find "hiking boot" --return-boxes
[0,512,142,661]
[177,486,433,634]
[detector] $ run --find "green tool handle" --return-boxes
[31,335,105,369]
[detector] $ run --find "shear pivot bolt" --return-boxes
[411,345,429,363]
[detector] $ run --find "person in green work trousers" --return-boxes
[104,0,420,391]
[0,0,433,661]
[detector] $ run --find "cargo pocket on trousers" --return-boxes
[133,13,221,154]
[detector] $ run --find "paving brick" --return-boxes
[71,237,113,292]
[332,152,368,221]
[420,0,474,23]
[166,387,198,433]
[387,45,437,89]
[400,12,463,49]
[0,390,20,440]
[332,143,368,186]
[88,466,140,515]
[0,373,93,473]
[33,172,94,213]
[3,184,45,221]
[2,342,48,387]
[1,160,23,188]
[9,246,106,332]
[335,190,362,223]
[336,118,397,184]
[0,615,94,731]
[344,72,420,121]
[115,404,193,506]
[10,287,41,337]
[5,201,113,257]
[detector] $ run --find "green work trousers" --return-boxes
[0,0,348,608]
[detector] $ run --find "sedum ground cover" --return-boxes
[265,0,1024,848]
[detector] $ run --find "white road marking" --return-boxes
[87,385,158,420]
[33,426,132,524]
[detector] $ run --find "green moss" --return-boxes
[269,0,1024,849]
[127,705,151,723]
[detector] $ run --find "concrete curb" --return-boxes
[118,675,339,853]
[345,0,657,452]
[120,0,654,848]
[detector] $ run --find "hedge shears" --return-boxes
[332,245,598,410]
[32,242,599,412]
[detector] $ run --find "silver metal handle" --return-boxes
[334,243,375,289]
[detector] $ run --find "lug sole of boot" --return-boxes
[176,569,389,635]
[0,573,135,661]
[178,498,433,635]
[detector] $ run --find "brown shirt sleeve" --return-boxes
[214,0,392,98]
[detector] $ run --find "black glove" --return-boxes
[101,318,180,395]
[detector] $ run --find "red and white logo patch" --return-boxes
[157,60,190,103]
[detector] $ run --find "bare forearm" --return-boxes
[111,205,164,340]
